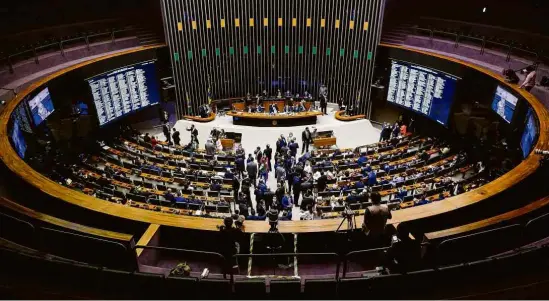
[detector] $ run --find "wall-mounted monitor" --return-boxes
[386,59,459,126]
[87,60,161,126]
[11,119,27,159]
[491,85,518,123]
[13,101,33,133]
[27,87,55,126]
[520,108,538,158]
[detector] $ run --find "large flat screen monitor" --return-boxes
[27,87,55,126]
[491,85,518,123]
[87,60,161,126]
[386,60,458,126]
[11,119,27,159]
[14,101,33,133]
[520,108,538,158]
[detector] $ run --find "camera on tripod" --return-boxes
[341,206,355,218]
[267,208,279,233]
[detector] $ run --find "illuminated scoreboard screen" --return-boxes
[386,60,459,126]
[87,60,161,126]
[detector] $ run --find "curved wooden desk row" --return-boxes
[335,110,366,121]
[0,44,548,235]
[183,112,216,122]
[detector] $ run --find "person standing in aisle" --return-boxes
[162,122,172,145]
[302,127,312,154]
[172,128,181,146]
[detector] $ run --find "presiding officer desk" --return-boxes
[226,110,322,126]
[1,44,548,239]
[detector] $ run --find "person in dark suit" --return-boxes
[232,176,240,200]
[264,144,273,171]
[246,158,258,187]
[162,122,171,145]
[301,127,312,154]
[143,133,151,143]
[187,125,198,143]
[320,95,327,115]
[172,128,181,146]
[317,171,328,192]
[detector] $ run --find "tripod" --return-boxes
[335,206,358,233]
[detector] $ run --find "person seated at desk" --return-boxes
[296,101,306,112]
[346,190,361,204]
[357,154,368,166]
[211,180,222,191]
[283,103,293,113]
[269,103,278,114]
[361,164,372,176]
[354,179,365,189]
[414,193,431,206]
[303,91,312,100]
[391,175,405,186]
[285,90,292,98]
[257,104,265,113]
[224,168,234,179]
[384,163,395,173]
[277,89,282,99]
[164,188,176,204]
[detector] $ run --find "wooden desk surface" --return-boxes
[1,45,548,235]
[227,111,322,120]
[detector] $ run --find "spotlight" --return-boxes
[482,7,487,13]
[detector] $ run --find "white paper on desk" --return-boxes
[102,146,110,150]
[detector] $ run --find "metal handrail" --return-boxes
[408,26,544,64]
[133,245,228,279]
[2,27,136,74]
[342,247,390,277]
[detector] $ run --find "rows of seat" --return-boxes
[305,135,481,217]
